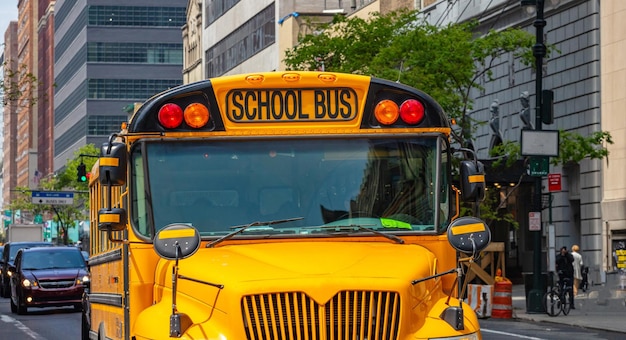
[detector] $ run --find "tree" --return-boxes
[1,61,41,107]
[489,131,613,168]
[7,144,99,245]
[284,10,537,228]
[283,10,537,148]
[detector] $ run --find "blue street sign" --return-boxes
[31,191,74,205]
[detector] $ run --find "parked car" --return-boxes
[0,241,53,297]
[9,246,89,314]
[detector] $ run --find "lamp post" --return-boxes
[521,0,548,313]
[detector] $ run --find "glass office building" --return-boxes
[54,0,186,170]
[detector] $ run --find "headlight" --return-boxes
[429,333,479,340]
[22,278,38,287]
[77,275,90,285]
[7,270,13,277]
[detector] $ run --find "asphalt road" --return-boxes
[0,296,623,340]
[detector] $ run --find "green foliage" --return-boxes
[283,10,536,147]
[489,130,613,168]
[460,189,520,229]
[8,144,99,245]
[0,61,42,107]
[552,130,613,165]
[489,140,521,168]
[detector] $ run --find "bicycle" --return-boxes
[543,274,573,317]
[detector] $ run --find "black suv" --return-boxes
[1,241,53,297]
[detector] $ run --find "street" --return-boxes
[0,297,80,340]
[479,318,624,340]
[0,295,623,340]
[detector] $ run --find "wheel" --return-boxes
[1,280,9,298]
[9,296,17,313]
[561,290,572,315]
[15,291,27,315]
[544,290,562,317]
[81,311,91,340]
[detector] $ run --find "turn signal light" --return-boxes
[374,100,399,125]
[184,103,210,128]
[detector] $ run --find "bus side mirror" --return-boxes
[100,141,127,186]
[459,160,485,202]
[153,224,201,260]
[98,208,127,232]
[447,216,491,255]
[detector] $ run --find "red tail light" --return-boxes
[158,103,183,129]
[400,99,425,125]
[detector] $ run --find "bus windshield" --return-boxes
[131,136,449,239]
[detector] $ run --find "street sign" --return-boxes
[527,156,549,177]
[529,212,541,231]
[31,191,74,205]
[548,173,562,192]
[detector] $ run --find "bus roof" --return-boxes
[127,71,449,135]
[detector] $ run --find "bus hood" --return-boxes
[156,241,439,306]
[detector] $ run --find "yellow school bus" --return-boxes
[83,71,490,340]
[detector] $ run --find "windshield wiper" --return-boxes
[206,217,304,248]
[315,224,404,244]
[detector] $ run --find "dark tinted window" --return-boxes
[22,249,86,270]
[8,243,53,262]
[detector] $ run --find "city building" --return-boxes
[600,0,626,273]
[422,0,619,284]
[38,0,56,181]
[16,0,39,190]
[53,0,186,171]
[183,0,202,83]
[203,0,370,78]
[2,21,19,206]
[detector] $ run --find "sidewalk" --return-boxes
[511,283,626,334]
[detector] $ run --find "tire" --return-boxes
[544,290,562,317]
[0,280,9,298]
[81,311,91,340]
[561,290,572,315]
[15,291,27,315]
[10,296,17,313]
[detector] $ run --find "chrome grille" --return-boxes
[39,280,75,289]
[242,291,400,340]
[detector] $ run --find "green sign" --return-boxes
[528,156,549,177]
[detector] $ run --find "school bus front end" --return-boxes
[86,71,488,340]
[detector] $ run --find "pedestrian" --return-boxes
[571,244,583,296]
[555,246,575,308]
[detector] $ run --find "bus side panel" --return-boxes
[89,169,128,339]
[88,249,125,339]
[127,244,162,333]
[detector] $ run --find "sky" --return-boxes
[0,1,18,56]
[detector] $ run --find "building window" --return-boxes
[88,115,128,136]
[87,42,183,64]
[88,79,182,100]
[205,0,241,26]
[205,3,275,77]
[88,6,186,27]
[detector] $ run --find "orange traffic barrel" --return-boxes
[492,280,512,318]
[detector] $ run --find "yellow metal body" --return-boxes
[85,71,483,340]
